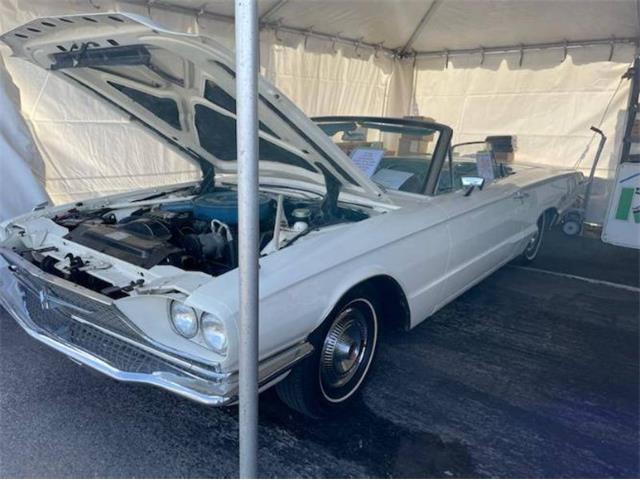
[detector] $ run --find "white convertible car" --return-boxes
[0,14,582,417]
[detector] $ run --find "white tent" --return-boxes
[0,0,637,221]
[0,54,48,220]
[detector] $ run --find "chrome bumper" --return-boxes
[0,248,312,406]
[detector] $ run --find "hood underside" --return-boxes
[1,12,387,203]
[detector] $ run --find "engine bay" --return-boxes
[58,190,278,275]
[8,187,370,298]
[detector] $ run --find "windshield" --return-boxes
[314,117,444,194]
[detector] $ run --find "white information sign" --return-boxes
[371,168,414,190]
[602,162,640,249]
[350,148,384,178]
[476,151,495,181]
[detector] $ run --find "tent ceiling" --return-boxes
[123,0,639,54]
[412,0,638,52]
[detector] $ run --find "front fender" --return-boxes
[314,264,408,333]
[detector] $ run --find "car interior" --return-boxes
[316,118,513,196]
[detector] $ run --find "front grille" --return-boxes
[12,262,139,337]
[0,250,232,403]
[7,257,186,377]
[21,286,185,377]
[70,322,174,374]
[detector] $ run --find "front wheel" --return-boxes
[275,287,379,418]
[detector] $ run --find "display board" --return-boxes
[602,162,640,248]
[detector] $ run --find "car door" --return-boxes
[433,145,523,308]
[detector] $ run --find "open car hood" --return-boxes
[1,12,388,203]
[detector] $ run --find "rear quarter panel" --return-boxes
[513,165,583,242]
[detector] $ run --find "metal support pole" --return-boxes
[235,0,259,478]
[620,56,640,163]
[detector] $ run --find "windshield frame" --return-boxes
[312,116,453,196]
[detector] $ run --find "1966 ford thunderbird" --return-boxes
[0,13,582,417]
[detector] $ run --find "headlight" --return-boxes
[201,313,228,354]
[170,301,198,338]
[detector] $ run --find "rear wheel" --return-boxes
[275,286,379,418]
[518,214,546,264]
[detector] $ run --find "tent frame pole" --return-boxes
[118,0,398,56]
[620,56,640,163]
[413,37,637,60]
[234,0,260,478]
[259,0,289,23]
[118,1,637,59]
[400,0,442,55]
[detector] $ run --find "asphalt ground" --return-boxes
[1,228,638,478]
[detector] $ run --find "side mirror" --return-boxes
[32,201,50,211]
[461,176,485,196]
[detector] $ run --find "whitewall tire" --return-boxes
[275,286,380,417]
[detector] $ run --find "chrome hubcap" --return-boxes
[526,231,539,252]
[320,306,369,389]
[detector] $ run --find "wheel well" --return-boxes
[343,275,411,332]
[543,207,559,228]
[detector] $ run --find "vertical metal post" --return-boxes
[620,56,640,163]
[235,0,259,478]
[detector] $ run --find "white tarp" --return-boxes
[0,55,47,221]
[0,0,405,206]
[412,45,636,222]
[0,0,636,223]
[124,0,638,53]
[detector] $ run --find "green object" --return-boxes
[615,188,635,220]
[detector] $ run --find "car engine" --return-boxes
[44,188,369,284]
[55,190,277,276]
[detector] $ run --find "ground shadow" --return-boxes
[259,390,475,478]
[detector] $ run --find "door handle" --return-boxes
[513,191,529,200]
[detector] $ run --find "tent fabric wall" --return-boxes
[0,0,636,223]
[0,0,404,206]
[0,55,48,221]
[412,44,635,221]
[4,57,202,204]
[0,0,199,206]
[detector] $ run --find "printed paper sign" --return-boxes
[371,168,414,190]
[476,151,495,181]
[351,148,384,178]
